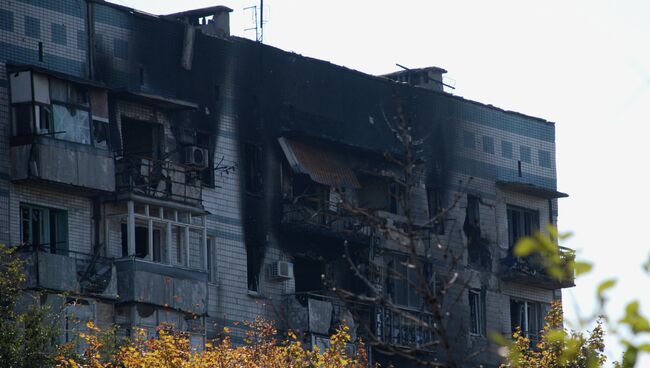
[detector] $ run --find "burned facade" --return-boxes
[0,1,571,367]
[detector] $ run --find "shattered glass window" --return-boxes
[53,104,90,144]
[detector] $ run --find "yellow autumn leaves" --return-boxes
[56,317,371,368]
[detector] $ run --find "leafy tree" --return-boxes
[0,244,60,368]
[56,318,371,368]
[499,300,606,368]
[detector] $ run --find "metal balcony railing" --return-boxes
[18,243,115,295]
[285,291,435,351]
[281,196,374,243]
[500,246,576,288]
[115,155,202,207]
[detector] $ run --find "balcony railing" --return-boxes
[499,246,576,289]
[18,244,117,297]
[281,197,374,244]
[115,156,202,208]
[284,291,435,351]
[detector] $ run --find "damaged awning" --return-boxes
[278,137,361,189]
[496,181,568,199]
[113,90,199,111]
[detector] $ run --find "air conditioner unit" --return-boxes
[269,261,294,281]
[184,146,209,168]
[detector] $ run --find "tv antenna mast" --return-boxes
[244,0,268,42]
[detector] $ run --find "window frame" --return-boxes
[20,203,68,255]
[507,205,540,250]
[468,289,485,336]
[9,71,108,148]
[510,298,549,344]
[386,253,429,310]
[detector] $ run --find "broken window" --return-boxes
[53,104,91,144]
[8,72,104,145]
[465,195,491,270]
[246,240,263,293]
[121,118,162,159]
[469,289,485,336]
[294,256,325,293]
[244,143,263,195]
[427,187,445,235]
[21,204,68,255]
[507,205,540,250]
[510,299,548,345]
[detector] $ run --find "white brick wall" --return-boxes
[10,183,93,254]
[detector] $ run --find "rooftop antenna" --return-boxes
[244,0,268,42]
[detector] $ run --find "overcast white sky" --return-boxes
[110,0,650,364]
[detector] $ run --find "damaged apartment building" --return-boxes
[0,1,572,367]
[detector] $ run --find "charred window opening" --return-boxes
[120,224,150,259]
[507,205,540,251]
[294,256,325,293]
[357,177,404,215]
[244,143,263,195]
[246,242,263,292]
[464,195,491,270]
[199,134,216,188]
[121,118,162,159]
[427,187,445,234]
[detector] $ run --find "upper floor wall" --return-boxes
[0,0,88,78]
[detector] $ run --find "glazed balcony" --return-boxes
[11,136,115,193]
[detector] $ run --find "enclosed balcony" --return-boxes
[20,245,117,298]
[8,67,115,193]
[498,246,576,289]
[115,156,203,210]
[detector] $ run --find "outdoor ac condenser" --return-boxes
[269,261,294,281]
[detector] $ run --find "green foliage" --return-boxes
[0,245,60,368]
[500,301,607,368]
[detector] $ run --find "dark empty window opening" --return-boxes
[517,160,522,177]
[246,241,263,292]
[427,187,445,235]
[134,226,148,258]
[507,205,540,251]
[120,223,151,259]
[294,256,325,293]
[464,195,491,270]
[38,42,43,62]
[244,143,263,195]
[121,118,162,159]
